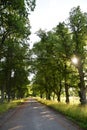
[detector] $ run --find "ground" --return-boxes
[0,98,83,130]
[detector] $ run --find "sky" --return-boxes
[29,0,87,48]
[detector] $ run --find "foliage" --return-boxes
[0,0,36,102]
[69,6,87,104]
[31,6,87,105]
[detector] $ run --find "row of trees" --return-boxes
[31,6,87,105]
[0,0,36,102]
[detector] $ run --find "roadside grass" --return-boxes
[0,99,25,114]
[37,98,87,130]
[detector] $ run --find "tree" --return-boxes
[32,27,73,102]
[54,22,72,103]
[0,0,36,102]
[31,30,54,99]
[69,6,87,104]
[31,7,87,105]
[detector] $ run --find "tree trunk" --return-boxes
[78,62,87,105]
[46,91,51,100]
[57,94,61,102]
[6,70,12,102]
[57,81,62,102]
[40,92,43,98]
[65,83,69,103]
[0,86,4,103]
[64,63,69,103]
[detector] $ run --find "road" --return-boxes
[0,98,82,130]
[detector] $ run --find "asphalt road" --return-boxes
[0,98,82,130]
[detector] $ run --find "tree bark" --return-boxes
[46,91,51,100]
[64,63,69,104]
[78,61,87,105]
[65,83,69,103]
[40,92,43,98]
[0,86,4,103]
[57,81,62,102]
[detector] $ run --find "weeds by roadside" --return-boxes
[0,99,25,114]
[36,98,87,130]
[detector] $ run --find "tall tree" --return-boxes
[0,0,36,102]
[69,6,87,104]
[55,22,72,103]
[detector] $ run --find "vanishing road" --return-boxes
[0,98,82,130]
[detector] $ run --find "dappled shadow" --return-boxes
[0,98,82,130]
[9,125,24,130]
[40,110,55,121]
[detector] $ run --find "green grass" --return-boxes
[37,98,87,130]
[0,99,25,114]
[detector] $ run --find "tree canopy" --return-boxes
[0,0,36,102]
[31,6,87,105]
[0,3,87,105]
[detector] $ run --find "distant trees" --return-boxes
[0,0,36,102]
[31,6,87,105]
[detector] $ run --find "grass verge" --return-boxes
[36,98,87,130]
[0,99,26,114]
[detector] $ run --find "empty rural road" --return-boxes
[0,98,83,130]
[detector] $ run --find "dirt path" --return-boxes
[0,98,83,130]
